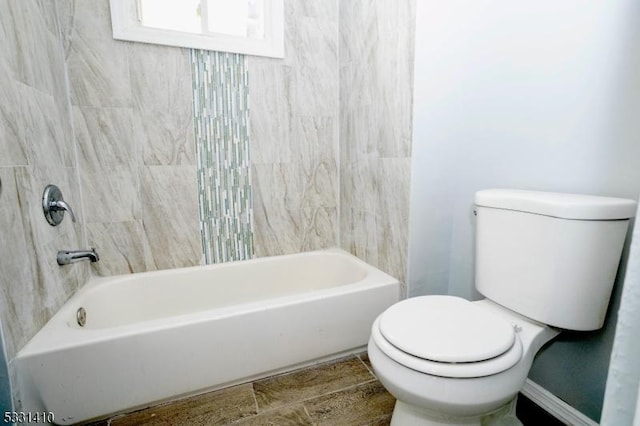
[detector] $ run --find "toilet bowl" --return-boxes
[369,189,637,425]
[368,297,559,425]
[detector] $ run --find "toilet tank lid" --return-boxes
[475,189,637,220]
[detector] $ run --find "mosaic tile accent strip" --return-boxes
[191,50,254,264]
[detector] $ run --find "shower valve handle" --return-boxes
[43,184,77,226]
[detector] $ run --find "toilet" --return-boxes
[368,189,637,425]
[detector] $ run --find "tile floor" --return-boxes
[84,353,566,426]
[86,353,394,426]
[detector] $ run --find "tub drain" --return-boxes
[77,307,86,327]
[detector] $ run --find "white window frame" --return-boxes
[109,0,284,58]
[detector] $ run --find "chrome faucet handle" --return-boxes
[50,199,77,222]
[43,185,77,226]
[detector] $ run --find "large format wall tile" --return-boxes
[252,163,304,257]
[81,167,141,223]
[0,169,39,359]
[0,165,85,360]
[73,105,141,222]
[73,106,138,170]
[133,109,196,166]
[4,0,57,93]
[288,14,338,117]
[128,44,196,166]
[67,36,133,108]
[62,0,199,274]
[17,83,72,168]
[0,60,27,166]
[140,166,201,270]
[248,59,292,166]
[0,0,89,366]
[376,158,411,282]
[249,0,339,257]
[339,0,415,285]
[129,44,193,113]
[87,221,156,275]
[65,0,115,43]
[292,116,338,182]
[0,0,19,78]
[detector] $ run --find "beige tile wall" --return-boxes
[339,0,416,286]
[0,0,415,377]
[55,0,415,279]
[58,0,201,276]
[58,0,342,271]
[249,1,339,257]
[0,0,88,361]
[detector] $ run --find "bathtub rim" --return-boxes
[16,249,400,357]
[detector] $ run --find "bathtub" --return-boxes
[14,249,400,424]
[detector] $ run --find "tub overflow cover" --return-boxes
[77,307,86,327]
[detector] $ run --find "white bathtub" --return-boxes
[14,249,400,424]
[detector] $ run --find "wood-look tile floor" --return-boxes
[87,353,395,426]
[83,353,564,426]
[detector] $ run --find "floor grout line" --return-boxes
[301,403,315,426]
[253,377,382,417]
[249,382,260,415]
[225,377,385,424]
[249,354,378,411]
[356,352,377,377]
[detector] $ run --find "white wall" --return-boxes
[408,0,640,420]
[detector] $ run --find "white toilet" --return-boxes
[368,189,637,425]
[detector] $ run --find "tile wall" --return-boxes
[53,0,416,278]
[57,0,344,271]
[58,0,201,275]
[339,0,416,286]
[0,0,88,363]
[248,1,340,257]
[191,50,254,263]
[0,0,415,408]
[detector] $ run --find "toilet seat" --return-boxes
[379,296,516,362]
[372,296,523,378]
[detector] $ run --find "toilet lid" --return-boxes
[379,296,515,363]
[371,316,523,378]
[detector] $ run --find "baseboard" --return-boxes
[521,379,599,426]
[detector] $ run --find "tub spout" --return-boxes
[57,248,99,265]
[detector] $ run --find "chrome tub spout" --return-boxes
[57,249,99,265]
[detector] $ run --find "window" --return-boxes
[110,0,284,58]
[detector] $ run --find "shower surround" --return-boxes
[0,0,415,410]
[61,0,343,274]
[56,0,414,281]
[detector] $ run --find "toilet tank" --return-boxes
[474,189,636,331]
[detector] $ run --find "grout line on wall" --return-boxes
[53,1,90,258]
[335,0,341,250]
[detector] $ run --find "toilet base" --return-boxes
[390,400,480,425]
[390,397,523,426]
